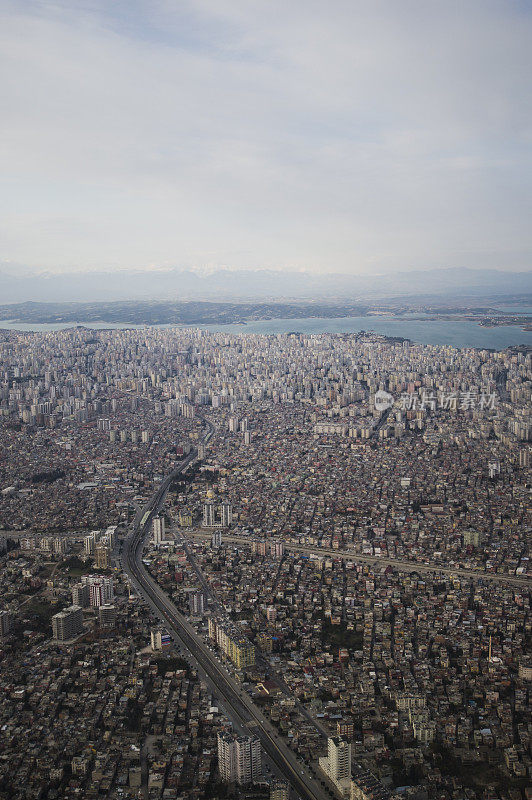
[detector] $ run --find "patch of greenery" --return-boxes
[321,619,363,650]
[60,555,95,576]
[60,555,85,575]
[21,598,65,632]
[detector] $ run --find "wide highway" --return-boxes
[120,418,330,800]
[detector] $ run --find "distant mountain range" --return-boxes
[0,266,530,304]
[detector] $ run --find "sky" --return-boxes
[0,0,531,275]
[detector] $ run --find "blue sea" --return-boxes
[0,315,530,349]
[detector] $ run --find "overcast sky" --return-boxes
[1,0,531,275]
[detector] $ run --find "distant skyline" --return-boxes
[1,0,531,275]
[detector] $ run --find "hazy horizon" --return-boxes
[1,0,531,276]
[2,262,531,278]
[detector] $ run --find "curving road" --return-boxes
[119,418,330,800]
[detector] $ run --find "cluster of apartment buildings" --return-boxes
[0,549,279,799]
[208,617,256,669]
[147,526,531,799]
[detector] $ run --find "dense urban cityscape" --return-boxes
[0,326,529,800]
[3,0,532,796]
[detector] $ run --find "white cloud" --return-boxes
[0,0,531,273]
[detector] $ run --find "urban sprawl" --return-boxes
[0,327,530,800]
